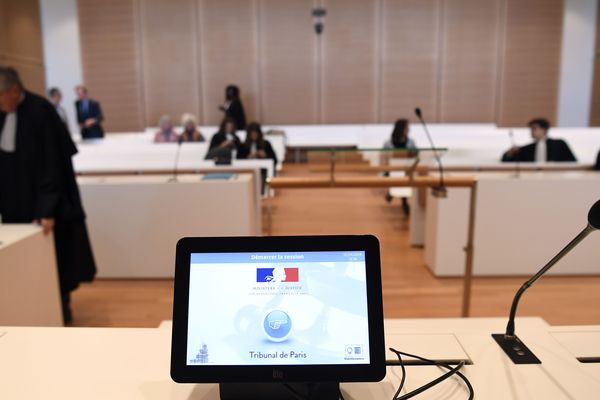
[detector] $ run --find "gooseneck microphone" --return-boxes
[169,135,184,183]
[493,199,600,364]
[414,107,446,198]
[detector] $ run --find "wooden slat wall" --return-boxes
[140,0,201,127]
[380,0,441,123]
[321,0,377,123]
[76,0,568,129]
[258,0,317,124]
[439,0,501,122]
[590,2,600,126]
[497,0,564,126]
[78,0,145,132]
[0,0,45,94]
[198,0,259,125]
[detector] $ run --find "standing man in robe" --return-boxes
[0,66,96,324]
[75,84,104,139]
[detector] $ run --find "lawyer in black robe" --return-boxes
[0,84,96,323]
[501,138,577,162]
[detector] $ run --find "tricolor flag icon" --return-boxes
[256,267,299,283]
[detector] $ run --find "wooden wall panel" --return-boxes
[439,0,501,122]
[258,0,317,124]
[78,0,144,132]
[380,0,440,123]
[199,0,258,126]
[321,0,377,123]
[497,0,564,126]
[0,0,45,94]
[140,0,201,127]
[590,2,600,126]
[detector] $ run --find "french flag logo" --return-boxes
[256,267,299,283]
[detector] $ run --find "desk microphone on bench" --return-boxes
[414,107,446,198]
[492,199,600,364]
[169,135,184,183]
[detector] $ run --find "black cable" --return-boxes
[388,348,474,400]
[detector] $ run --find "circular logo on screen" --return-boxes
[263,310,292,342]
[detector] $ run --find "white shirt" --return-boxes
[535,138,547,162]
[0,112,17,153]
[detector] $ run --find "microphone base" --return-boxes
[431,185,447,198]
[492,333,541,364]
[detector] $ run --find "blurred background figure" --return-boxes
[501,118,576,162]
[595,149,600,170]
[219,84,246,130]
[0,66,96,324]
[75,85,104,139]
[153,114,178,143]
[47,87,67,125]
[382,119,416,215]
[180,113,205,142]
[238,122,277,166]
[206,117,241,162]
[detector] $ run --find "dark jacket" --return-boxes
[208,131,241,151]
[75,98,105,139]
[501,138,577,162]
[595,150,600,170]
[1,91,96,292]
[225,99,246,130]
[237,140,278,166]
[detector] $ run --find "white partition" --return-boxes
[425,172,600,276]
[0,225,62,326]
[79,174,260,278]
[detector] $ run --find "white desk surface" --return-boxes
[2,317,599,399]
[0,224,42,248]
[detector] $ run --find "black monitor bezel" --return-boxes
[170,235,386,383]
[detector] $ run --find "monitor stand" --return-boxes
[219,382,340,400]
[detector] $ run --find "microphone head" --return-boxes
[588,199,600,230]
[414,107,422,118]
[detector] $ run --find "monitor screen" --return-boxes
[171,235,385,384]
[186,250,370,366]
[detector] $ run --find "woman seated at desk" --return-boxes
[153,115,178,143]
[237,122,277,166]
[382,119,416,215]
[180,113,205,142]
[206,117,241,162]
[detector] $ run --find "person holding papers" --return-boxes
[237,122,277,166]
[501,118,576,162]
[206,117,241,161]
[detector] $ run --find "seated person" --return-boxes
[237,122,278,165]
[180,113,205,142]
[501,118,576,162]
[205,117,241,161]
[153,115,178,143]
[382,119,416,215]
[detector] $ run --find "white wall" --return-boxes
[39,0,83,138]
[557,0,598,127]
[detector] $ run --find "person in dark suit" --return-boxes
[237,122,277,165]
[595,149,600,170]
[219,85,246,130]
[501,118,576,162]
[205,117,241,162]
[75,85,104,139]
[0,67,96,324]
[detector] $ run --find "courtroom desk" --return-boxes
[2,317,600,399]
[78,174,259,278]
[0,225,62,326]
[74,143,276,180]
[424,171,600,277]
